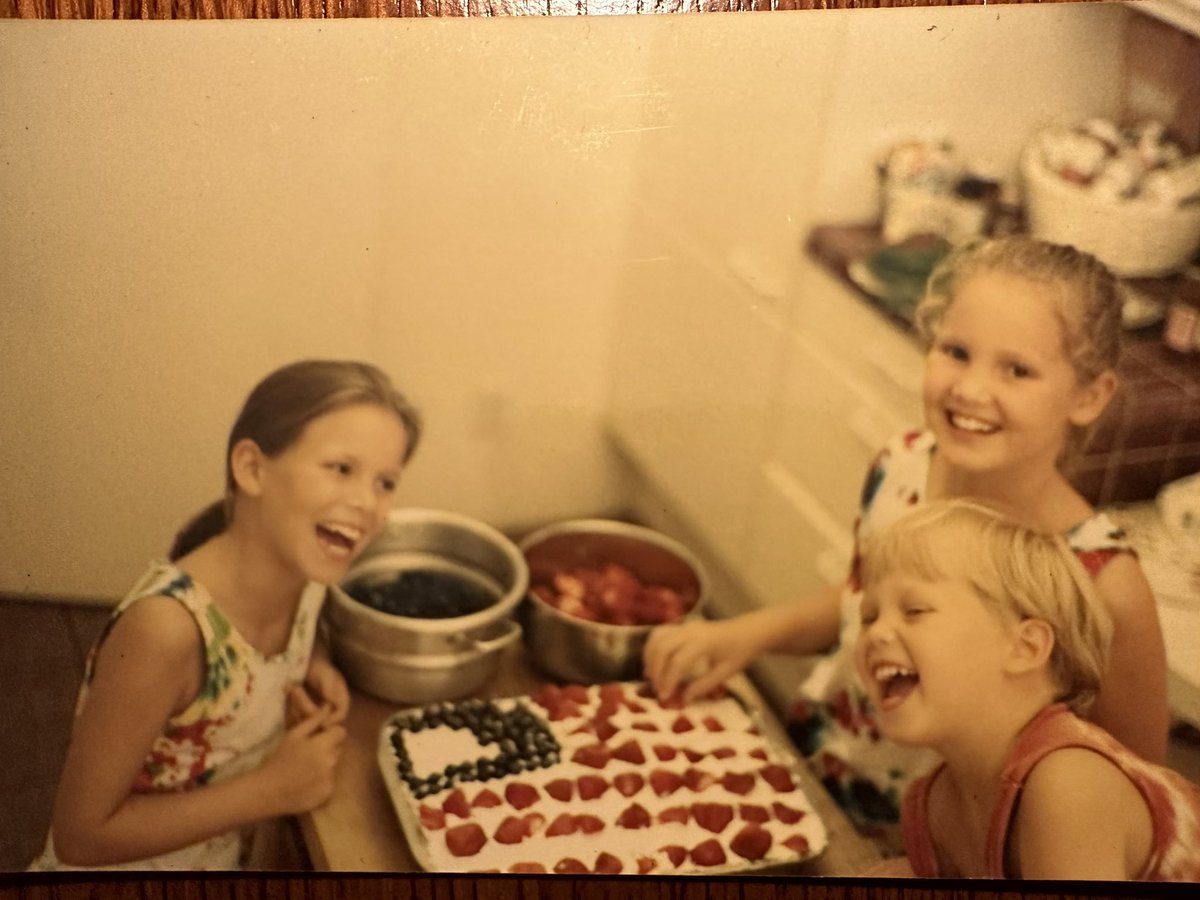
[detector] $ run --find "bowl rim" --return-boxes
[332,507,529,632]
[517,518,709,633]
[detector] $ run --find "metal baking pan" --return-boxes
[376,682,829,875]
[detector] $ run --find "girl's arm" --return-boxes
[1010,746,1153,880]
[51,597,344,867]
[1089,554,1170,763]
[643,583,842,704]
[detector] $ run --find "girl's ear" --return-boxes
[229,438,268,498]
[1004,617,1055,676]
[1068,369,1118,428]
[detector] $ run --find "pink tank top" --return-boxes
[902,704,1200,880]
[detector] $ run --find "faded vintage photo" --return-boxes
[1,0,1198,881]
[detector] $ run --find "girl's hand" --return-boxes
[643,618,759,705]
[301,655,351,727]
[259,710,347,816]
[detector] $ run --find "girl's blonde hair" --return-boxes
[170,360,422,560]
[859,499,1113,715]
[914,236,1123,459]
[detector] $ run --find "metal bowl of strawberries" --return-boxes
[517,519,709,683]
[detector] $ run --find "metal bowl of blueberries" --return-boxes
[324,508,528,704]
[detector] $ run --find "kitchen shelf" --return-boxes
[805,223,1200,506]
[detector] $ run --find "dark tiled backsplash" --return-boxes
[1070,338,1200,506]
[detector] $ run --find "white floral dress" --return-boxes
[787,429,1135,855]
[31,562,326,870]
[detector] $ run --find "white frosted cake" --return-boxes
[378,681,828,874]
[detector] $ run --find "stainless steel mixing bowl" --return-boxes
[518,519,708,683]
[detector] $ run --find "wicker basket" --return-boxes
[1021,148,1200,278]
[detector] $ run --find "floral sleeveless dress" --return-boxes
[903,703,1200,879]
[30,562,326,870]
[787,429,1134,855]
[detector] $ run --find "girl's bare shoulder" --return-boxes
[1013,746,1152,878]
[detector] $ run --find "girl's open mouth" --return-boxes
[946,410,999,435]
[872,662,920,711]
[316,522,363,559]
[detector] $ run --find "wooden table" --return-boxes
[298,643,884,876]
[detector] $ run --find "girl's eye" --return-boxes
[1007,362,1034,379]
[330,461,353,476]
[860,606,879,626]
[939,342,968,362]
[903,607,930,620]
[377,477,398,494]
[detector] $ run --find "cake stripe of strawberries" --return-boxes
[379,681,828,874]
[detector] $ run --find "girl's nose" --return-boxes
[949,365,991,403]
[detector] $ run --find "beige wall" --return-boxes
[0,5,1127,602]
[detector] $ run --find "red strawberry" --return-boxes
[635,682,656,699]
[624,701,647,714]
[471,788,502,808]
[772,801,806,824]
[598,696,622,718]
[572,743,611,770]
[649,769,683,797]
[545,813,577,837]
[593,851,623,874]
[611,739,646,765]
[631,721,659,732]
[682,748,705,763]
[504,782,540,810]
[711,746,736,759]
[553,857,589,874]
[739,803,769,823]
[689,838,727,867]
[544,779,573,802]
[616,803,652,829]
[652,744,677,762]
[575,814,605,834]
[531,683,561,711]
[599,683,626,703]
[614,772,645,797]
[418,804,446,830]
[509,862,546,874]
[783,834,811,855]
[660,845,687,868]
[636,857,657,874]
[749,748,769,761]
[562,683,590,704]
[760,764,796,793]
[444,822,487,857]
[701,715,724,732]
[721,772,756,796]
[671,714,695,733]
[682,767,716,792]
[657,805,689,825]
[593,718,619,742]
[547,699,582,721]
[441,788,470,819]
[576,775,609,800]
[494,816,528,845]
[730,823,772,862]
[690,802,734,834]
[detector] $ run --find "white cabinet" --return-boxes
[609,239,924,611]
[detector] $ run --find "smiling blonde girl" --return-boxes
[856,499,1200,881]
[31,360,421,870]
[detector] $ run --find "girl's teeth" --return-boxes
[949,412,997,434]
